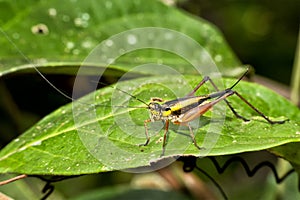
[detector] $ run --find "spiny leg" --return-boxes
[233,91,287,124]
[223,100,250,121]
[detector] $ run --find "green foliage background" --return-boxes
[0,0,299,199]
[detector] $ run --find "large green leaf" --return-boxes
[0,76,299,175]
[0,0,243,78]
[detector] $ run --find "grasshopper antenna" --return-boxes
[0,28,77,102]
[229,68,249,90]
[92,80,150,108]
[1,28,148,109]
[112,87,149,107]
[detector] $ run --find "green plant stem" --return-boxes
[291,26,300,106]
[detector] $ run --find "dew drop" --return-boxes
[31,24,49,35]
[81,40,93,49]
[72,49,80,55]
[127,34,137,45]
[66,41,75,49]
[62,15,70,22]
[150,154,155,158]
[214,54,223,62]
[74,13,89,28]
[105,39,114,47]
[74,17,83,27]
[18,146,27,152]
[48,8,57,17]
[32,140,42,146]
[82,13,90,21]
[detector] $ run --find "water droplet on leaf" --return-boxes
[48,8,57,17]
[31,24,49,35]
[127,34,137,45]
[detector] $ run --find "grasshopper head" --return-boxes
[148,102,163,121]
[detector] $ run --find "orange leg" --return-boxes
[141,119,170,156]
[161,120,170,156]
[188,75,250,121]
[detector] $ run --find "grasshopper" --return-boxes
[137,69,286,155]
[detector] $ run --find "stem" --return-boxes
[0,174,27,185]
[291,26,300,106]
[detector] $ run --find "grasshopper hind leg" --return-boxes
[233,91,287,124]
[194,75,287,125]
[224,99,250,122]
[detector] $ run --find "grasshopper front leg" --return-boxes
[141,118,170,156]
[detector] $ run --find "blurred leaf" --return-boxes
[0,76,299,175]
[290,27,300,106]
[270,143,300,185]
[0,0,243,78]
[71,187,192,200]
